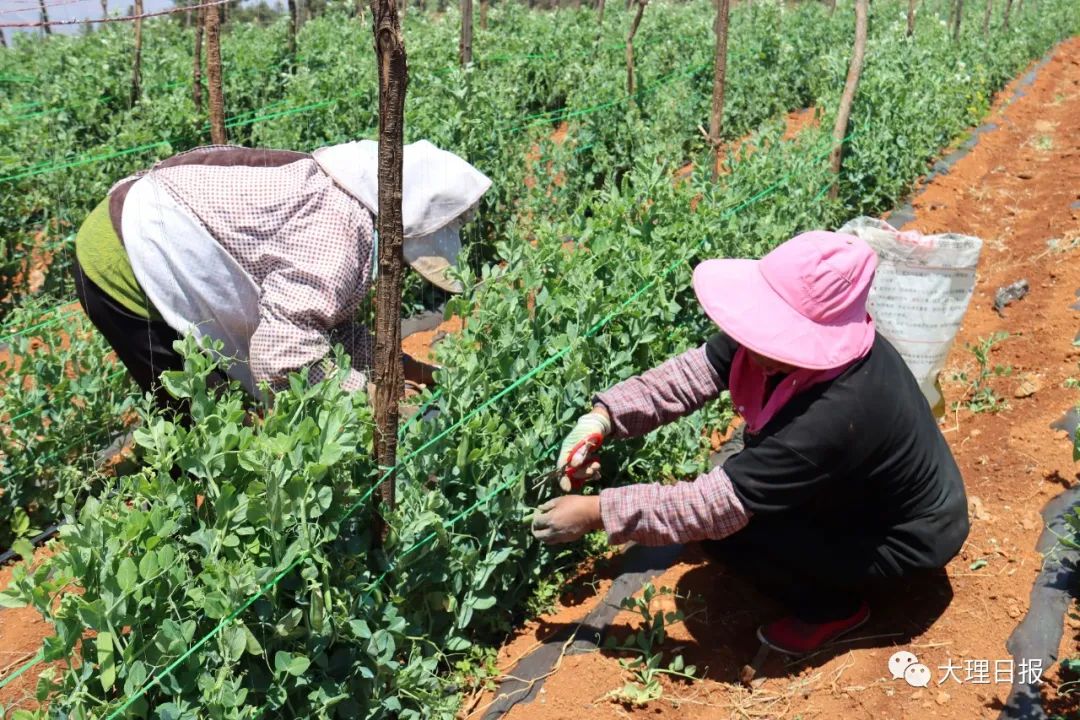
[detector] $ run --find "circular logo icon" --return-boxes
[888,650,919,680]
[904,663,932,688]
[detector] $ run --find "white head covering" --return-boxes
[312,139,491,293]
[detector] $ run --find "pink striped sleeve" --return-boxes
[594,345,725,438]
[598,466,751,546]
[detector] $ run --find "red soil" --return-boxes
[401,315,465,365]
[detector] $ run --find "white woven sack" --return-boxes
[839,217,984,412]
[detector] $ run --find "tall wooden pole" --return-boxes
[907,0,917,35]
[708,0,730,181]
[205,0,226,144]
[288,0,298,56]
[982,0,992,33]
[1001,0,1013,26]
[828,0,868,199]
[480,0,488,29]
[38,0,52,36]
[99,0,107,29]
[460,0,473,65]
[951,0,963,39]
[625,0,646,96]
[130,0,143,107]
[371,0,407,541]
[596,0,604,23]
[0,29,6,49]
[193,3,204,113]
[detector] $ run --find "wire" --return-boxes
[0,0,224,28]
[0,0,102,18]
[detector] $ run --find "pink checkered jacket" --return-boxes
[594,345,751,546]
[110,146,374,392]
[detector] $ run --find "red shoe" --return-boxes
[757,601,870,655]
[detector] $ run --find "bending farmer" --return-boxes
[532,231,969,656]
[72,141,490,406]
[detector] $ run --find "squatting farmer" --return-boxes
[72,140,490,406]
[532,231,970,655]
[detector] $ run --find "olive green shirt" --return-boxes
[74,197,161,320]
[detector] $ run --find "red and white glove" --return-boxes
[557,411,611,492]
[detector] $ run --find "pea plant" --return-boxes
[603,583,699,706]
[0,298,135,548]
[952,331,1012,414]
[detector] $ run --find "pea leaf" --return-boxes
[96,631,115,692]
[117,558,138,593]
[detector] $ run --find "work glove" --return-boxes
[557,410,612,492]
[530,496,603,545]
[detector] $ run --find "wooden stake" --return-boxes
[708,0,730,181]
[288,0,298,57]
[370,0,408,541]
[828,0,867,199]
[1001,0,1012,27]
[907,0,917,35]
[982,0,992,33]
[951,0,963,39]
[460,0,473,65]
[480,0,488,29]
[0,29,6,49]
[625,0,646,96]
[596,0,604,23]
[205,0,226,144]
[130,0,143,107]
[38,0,51,36]
[193,2,204,113]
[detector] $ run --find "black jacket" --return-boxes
[706,331,969,574]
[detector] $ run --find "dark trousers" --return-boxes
[700,518,895,623]
[72,258,184,410]
[704,427,901,624]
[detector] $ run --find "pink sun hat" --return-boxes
[692,231,878,370]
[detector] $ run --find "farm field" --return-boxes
[1,0,1080,718]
